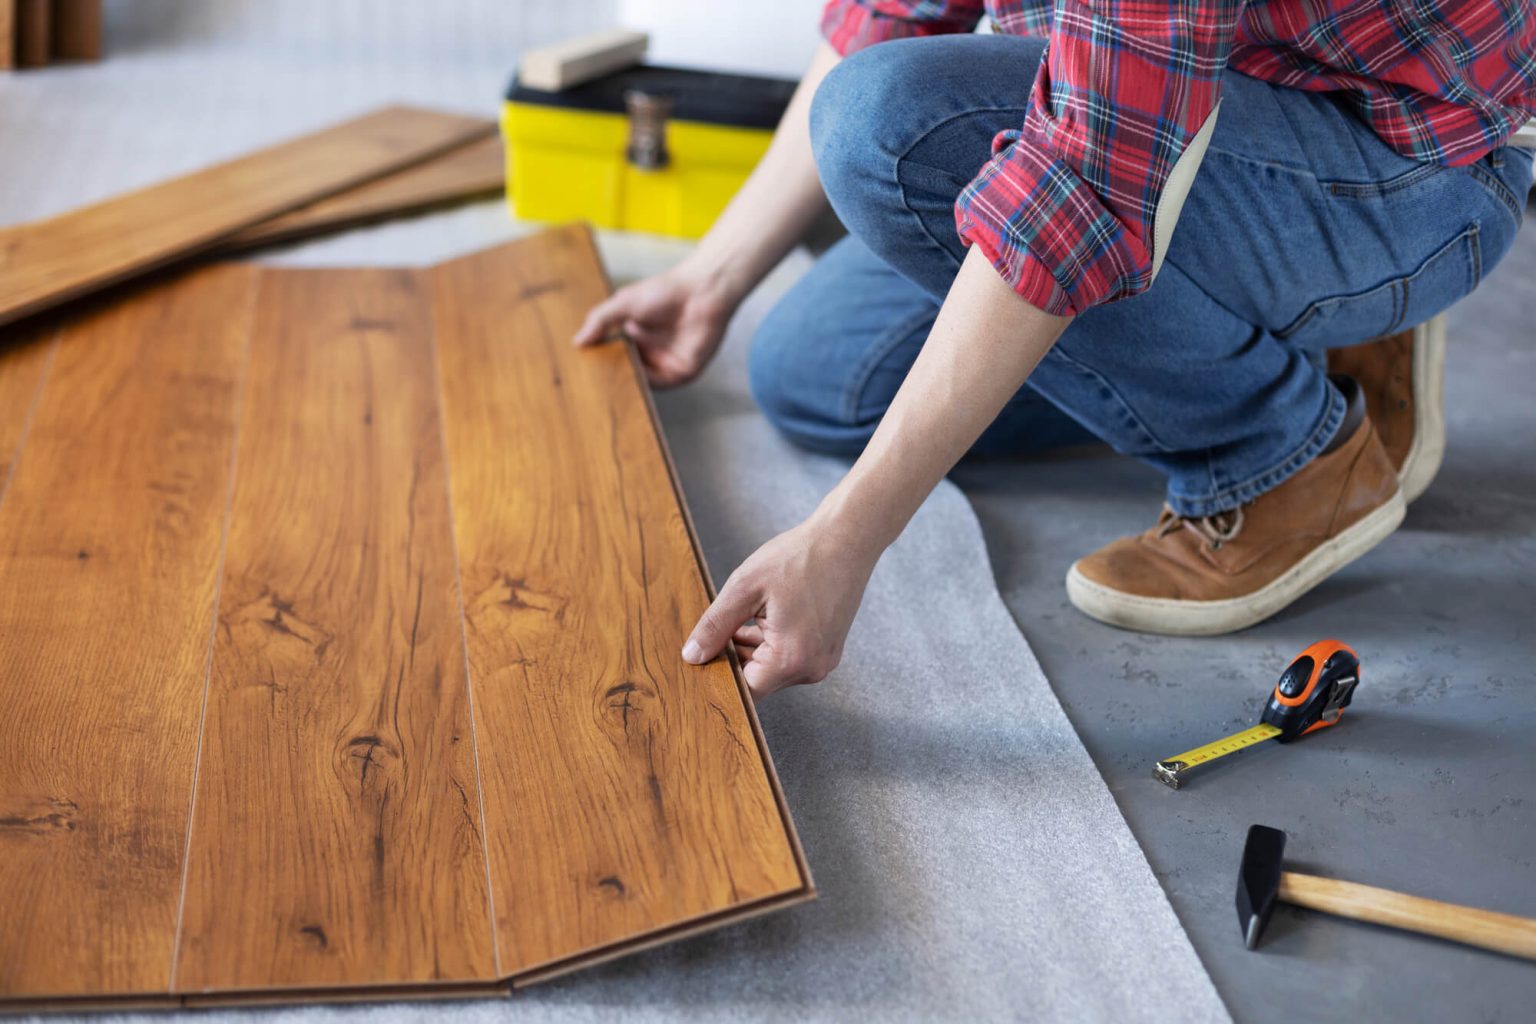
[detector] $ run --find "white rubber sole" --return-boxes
[1399,315,1446,504]
[1065,488,1408,636]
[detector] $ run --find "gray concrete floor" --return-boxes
[951,204,1536,1021]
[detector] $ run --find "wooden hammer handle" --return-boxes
[1281,871,1536,961]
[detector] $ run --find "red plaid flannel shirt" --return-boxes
[821,1,1536,316]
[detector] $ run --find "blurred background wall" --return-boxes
[619,0,824,77]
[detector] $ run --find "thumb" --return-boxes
[682,578,762,665]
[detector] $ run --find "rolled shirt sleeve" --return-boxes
[957,0,1241,315]
[820,1,986,56]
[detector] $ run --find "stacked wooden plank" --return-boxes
[1,0,101,68]
[0,106,501,327]
[0,101,811,1011]
[214,133,505,253]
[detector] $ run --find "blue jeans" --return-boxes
[748,34,1531,516]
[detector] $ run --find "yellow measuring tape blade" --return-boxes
[1165,723,1281,767]
[1153,723,1282,789]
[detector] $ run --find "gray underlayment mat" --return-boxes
[1,2,1228,1020]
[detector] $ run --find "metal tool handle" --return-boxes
[624,89,672,170]
[1280,871,1536,961]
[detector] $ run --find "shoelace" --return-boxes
[1155,504,1246,550]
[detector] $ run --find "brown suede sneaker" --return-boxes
[1327,314,1445,503]
[1066,415,1406,635]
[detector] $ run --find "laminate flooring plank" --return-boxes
[174,268,497,993]
[50,0,100,60]
[0,105,488,328]
[0,264,258,1001]
[0,325,56,496]
[217,132,503,254]
[431,226,808,977]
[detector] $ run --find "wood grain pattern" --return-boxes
[175,269,497,991]
[0,264,257,1000]
[1280,872,1536,960]
[217,132,503,253]
[15,0,48,66]
[431,225,808,977]
[0,325,56,493]
[50,0,100,61]
[0,227,809,1008]
[0,105,487,329]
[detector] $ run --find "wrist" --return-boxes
[678,245,757,308]
[807,482,904,562]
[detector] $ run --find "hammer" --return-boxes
[1237,825,1536,960]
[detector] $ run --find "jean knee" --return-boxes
[809,46,907,234]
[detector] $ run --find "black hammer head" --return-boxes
[1236,824,1287,949]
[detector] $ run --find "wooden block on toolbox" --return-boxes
[50,0,100,61]
[517,28,647,92]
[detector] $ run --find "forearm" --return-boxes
[815,246,1071,550]
[685,43,840,302]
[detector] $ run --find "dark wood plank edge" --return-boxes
[509,885,815,988]
[0,887,812,1011]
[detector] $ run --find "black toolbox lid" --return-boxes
[507,65,796,129]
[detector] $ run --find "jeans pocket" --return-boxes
[1466,148,1529,224]
[1274,223,1482,347]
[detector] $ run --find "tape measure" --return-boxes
[1154,640,1361,790]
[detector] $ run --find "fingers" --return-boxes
[731,623,763,665]
[572,292,629,347]
[739,645,832,698]
[682,577,762,665]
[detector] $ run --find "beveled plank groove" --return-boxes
[432,225,809,977]
[0,264,258,1000]
[0,106,488,328]
[217,132,503,254]
[174,268,496,992]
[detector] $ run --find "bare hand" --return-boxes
[680,516,879,698]
[572,261,738,388]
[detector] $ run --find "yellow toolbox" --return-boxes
[503,66,796,239]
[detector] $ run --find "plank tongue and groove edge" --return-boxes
[0,264,258,1000]
[174,268,498,992]
[215,133,504,254]
[0,105,492,329]
[432,225,811,984]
